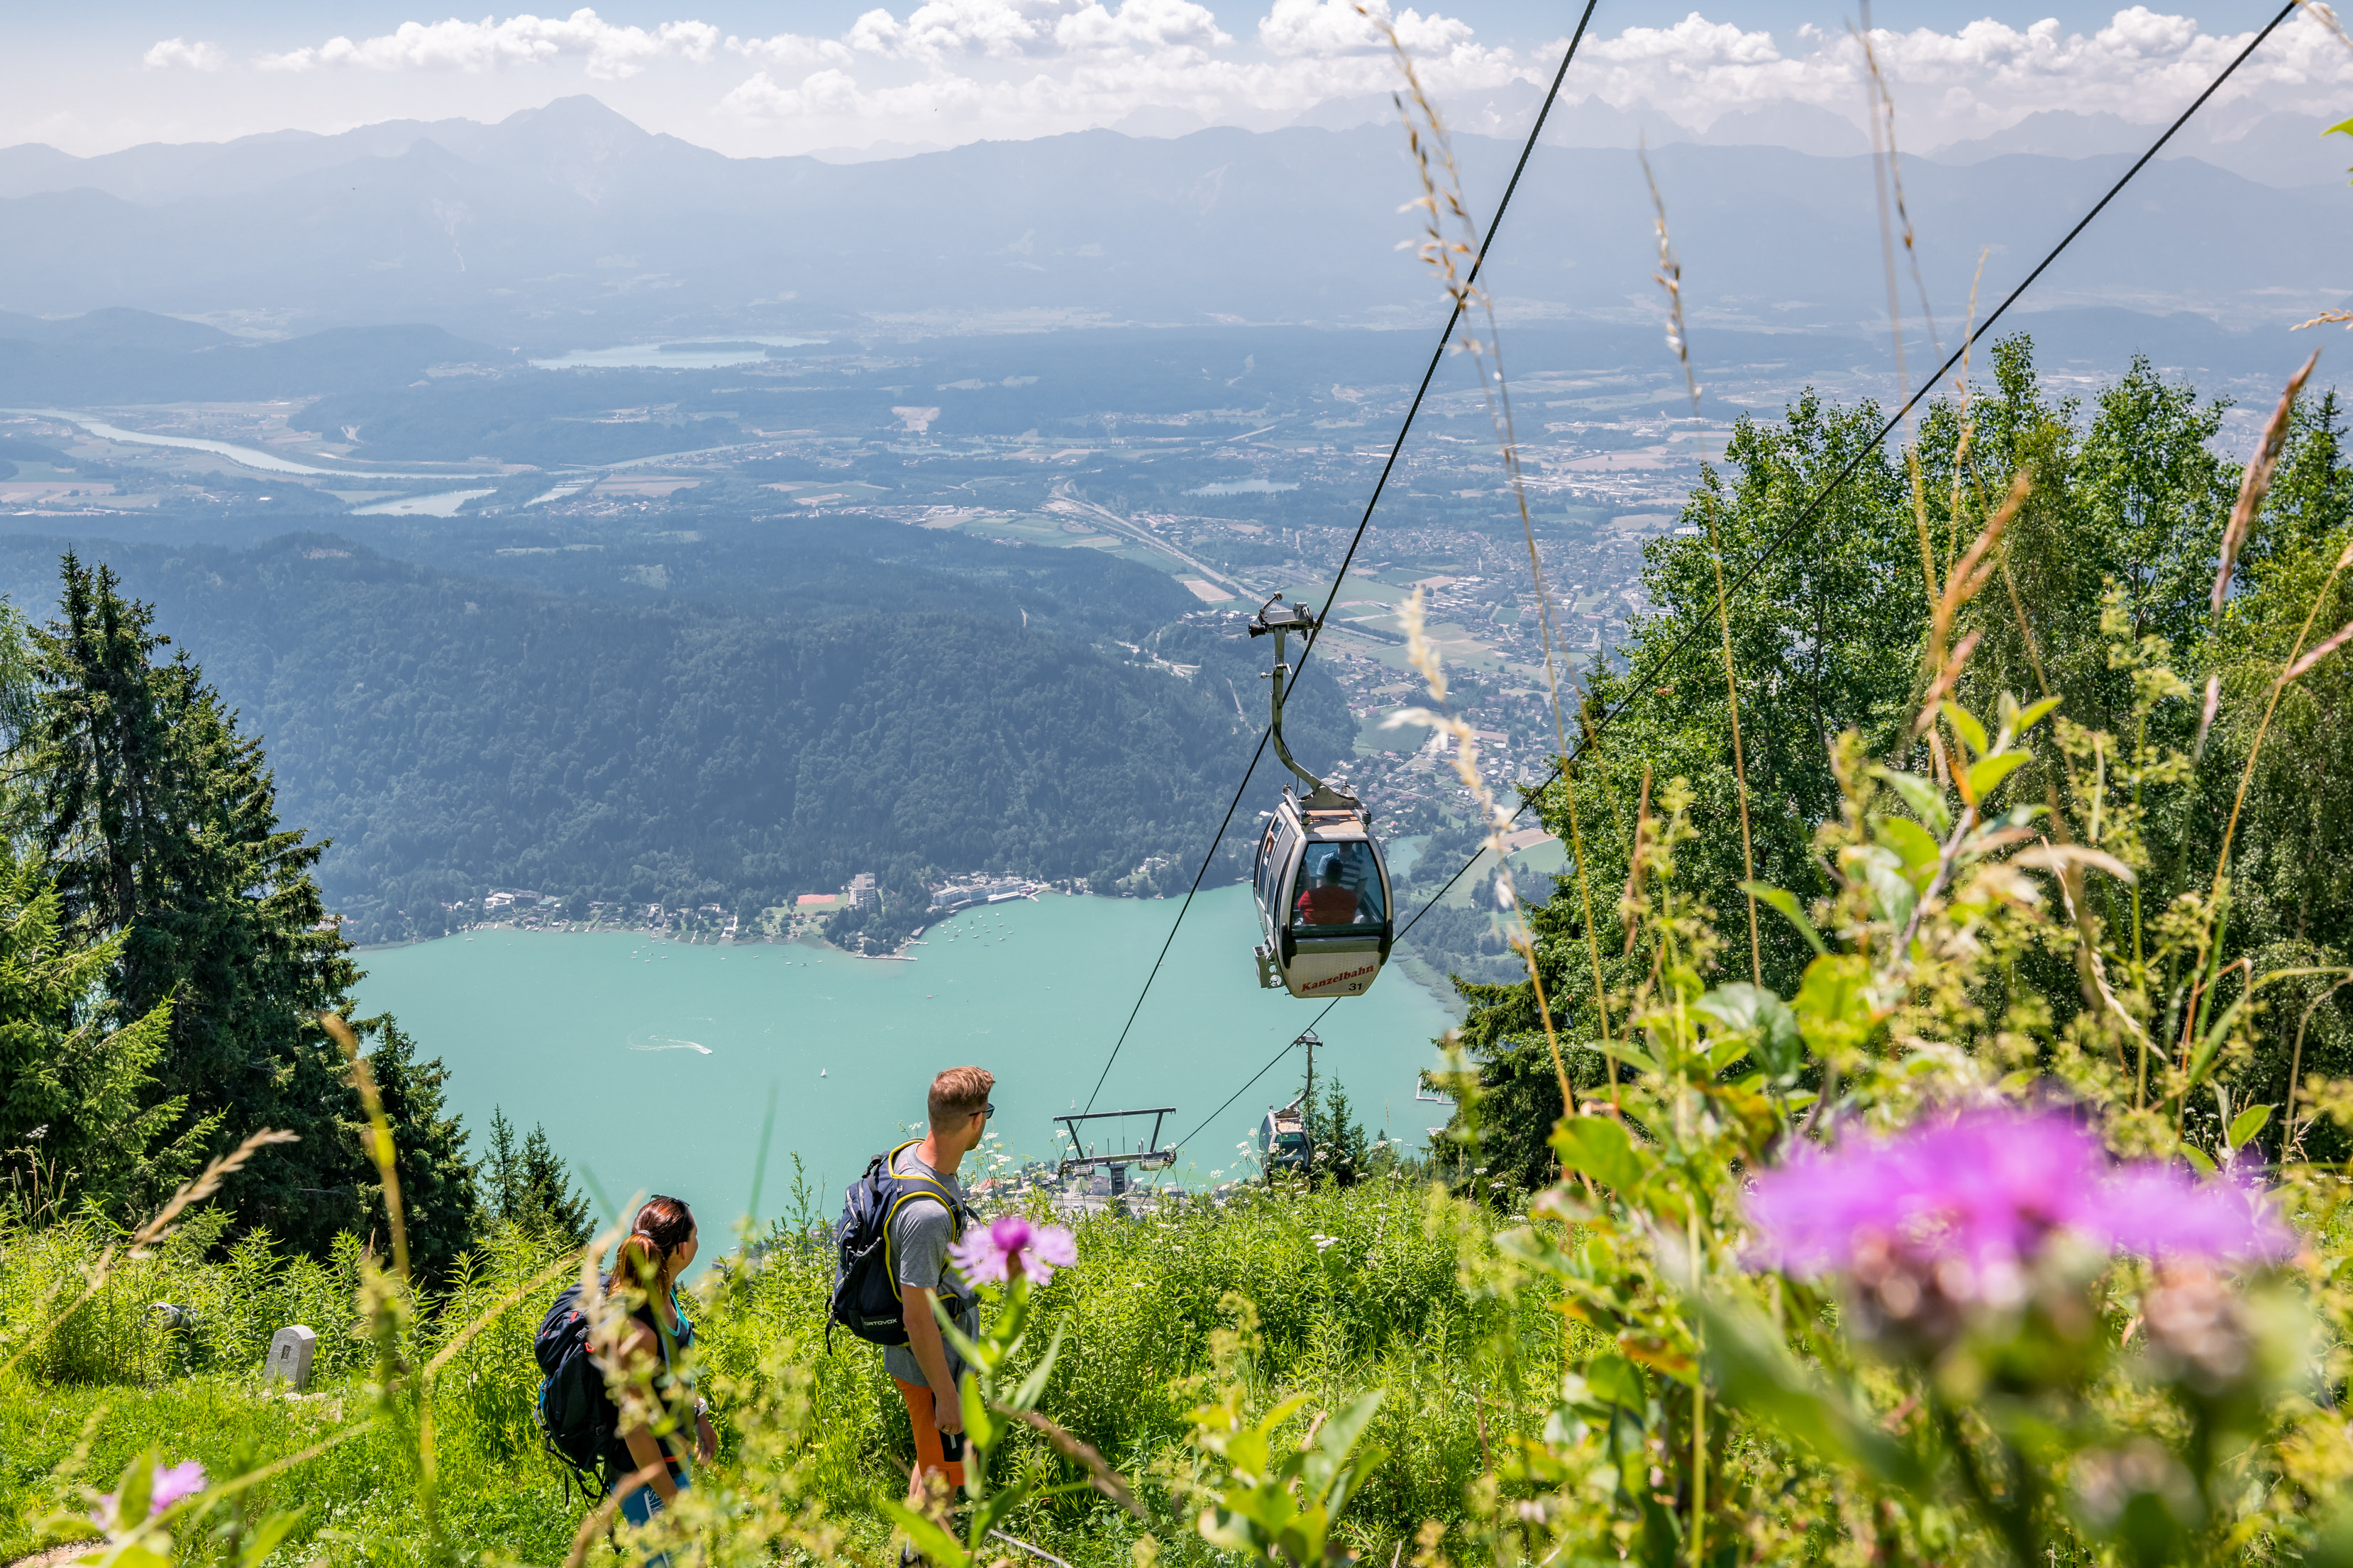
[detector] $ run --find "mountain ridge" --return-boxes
[0,106,2344,350]
[0,522,1355,943]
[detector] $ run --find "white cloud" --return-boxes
[846,0,1063,61]
[1573,6,2353,142]
[722,66,991,122]
[1258,0,1471,60]
[143,38,228,71]
[125,6,2353,160]
[718,0,1512,138]
[837,0,1231,62]
[257,9,720,81]
[726,32,856,70]
[1056,0,1231,58]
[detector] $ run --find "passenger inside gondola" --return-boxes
[1292,843,1383,928]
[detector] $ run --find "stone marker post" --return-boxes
[267,1325,316,1390]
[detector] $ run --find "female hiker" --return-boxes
[606,1195,717,1552]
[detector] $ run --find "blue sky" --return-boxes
[4,2,2341,157]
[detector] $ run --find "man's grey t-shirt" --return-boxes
[881,1145,980,1389]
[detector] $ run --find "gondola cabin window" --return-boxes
[1292,842,1384,928]
[1256,816,1298,923]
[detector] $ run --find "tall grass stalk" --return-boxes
[1854,2,1940,408]
[2296,0,2352,50]
[2199,349,2320,754]
[2178,361,2347,1079]
[1365,8,1604,1106]
[1388,591,1573,1108]
[1637,144,1700,416]
[1361,6,1573,755]
[2206,355,2337,842]
[1704,505,1762,986]
[1636,152,1761,986]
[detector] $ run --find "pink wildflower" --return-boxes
[1747,1108,2294,1285]
[153,1461,209,1511]
[950,1214,1079,1286]
[92,1460,207,1530]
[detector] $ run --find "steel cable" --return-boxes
[1080,0,1605,1115]
[1153,0,2301,1150]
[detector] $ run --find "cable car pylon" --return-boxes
[1248,596,1394,999]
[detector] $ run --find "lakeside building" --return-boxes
[928,876,1038,912]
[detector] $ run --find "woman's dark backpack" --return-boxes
[828,1139,973,1350]
[533,1281,616,1501]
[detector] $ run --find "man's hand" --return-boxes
[935,1391,965,1435]
[695,1411,718,1464]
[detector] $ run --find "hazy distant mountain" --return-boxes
[1288,85,1695,148]
[1111,105,1213,139]
[1930,110,2153,163]
[0,96,2343,348]
[804,140,951,165]
[0,523,1353,938]
[0,305,231,352]
[0,99,733,206]
[1926,107,2351,189]
[0,306,513,404]
[1698,102,1868,158]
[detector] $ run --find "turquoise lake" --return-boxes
[353,886,1454,1234]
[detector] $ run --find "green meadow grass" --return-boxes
[1,1175,1553,1565]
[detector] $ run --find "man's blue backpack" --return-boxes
[533,1281,616,1500]
[828,1139,973,1350]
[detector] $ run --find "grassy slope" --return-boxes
[1,1177,1558,1565]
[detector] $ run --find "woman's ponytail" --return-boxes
[606,1194,696,1293]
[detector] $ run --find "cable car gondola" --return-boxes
[1248,596,1394,999]
[1256,1096,1308,1176]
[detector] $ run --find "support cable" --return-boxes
[1393,0,2303,945]
[1080,0,1604,1115]
[1165,999,1339,1160]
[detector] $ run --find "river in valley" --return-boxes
[353,886,1454,1236]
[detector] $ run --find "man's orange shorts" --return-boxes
[895,1378,967,1489]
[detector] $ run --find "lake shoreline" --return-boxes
[353,888,1454,1218]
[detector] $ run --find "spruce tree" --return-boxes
[23,555,365,1249]
[0,846,208,1216]
[484,1105,593,1246]
[485,1107,523,1220]
[1306,1075,1373,1188]
[355,1015,480,1284]
[516,1123,595,1247]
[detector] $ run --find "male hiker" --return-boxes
[885,1065,995,1508]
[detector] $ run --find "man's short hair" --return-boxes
[929,1065,995,1128]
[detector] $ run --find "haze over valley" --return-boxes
[5,55,2348,989]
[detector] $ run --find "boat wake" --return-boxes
[629,1033,714,1055]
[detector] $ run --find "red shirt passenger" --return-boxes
[1295,862,1361,926]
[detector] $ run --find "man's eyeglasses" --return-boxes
[973,1103,995,1120]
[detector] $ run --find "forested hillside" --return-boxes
[0,522,1351,943]
[1454,338,2353,1184]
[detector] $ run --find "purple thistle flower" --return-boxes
[2099,1162,2296,1263]
[1747,1108,2294,1286]
[152,1461,209,1511]
[950,1214,1078,1286]
[92,1459,208,1530]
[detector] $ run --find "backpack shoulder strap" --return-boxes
[876,1141,969,1304]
